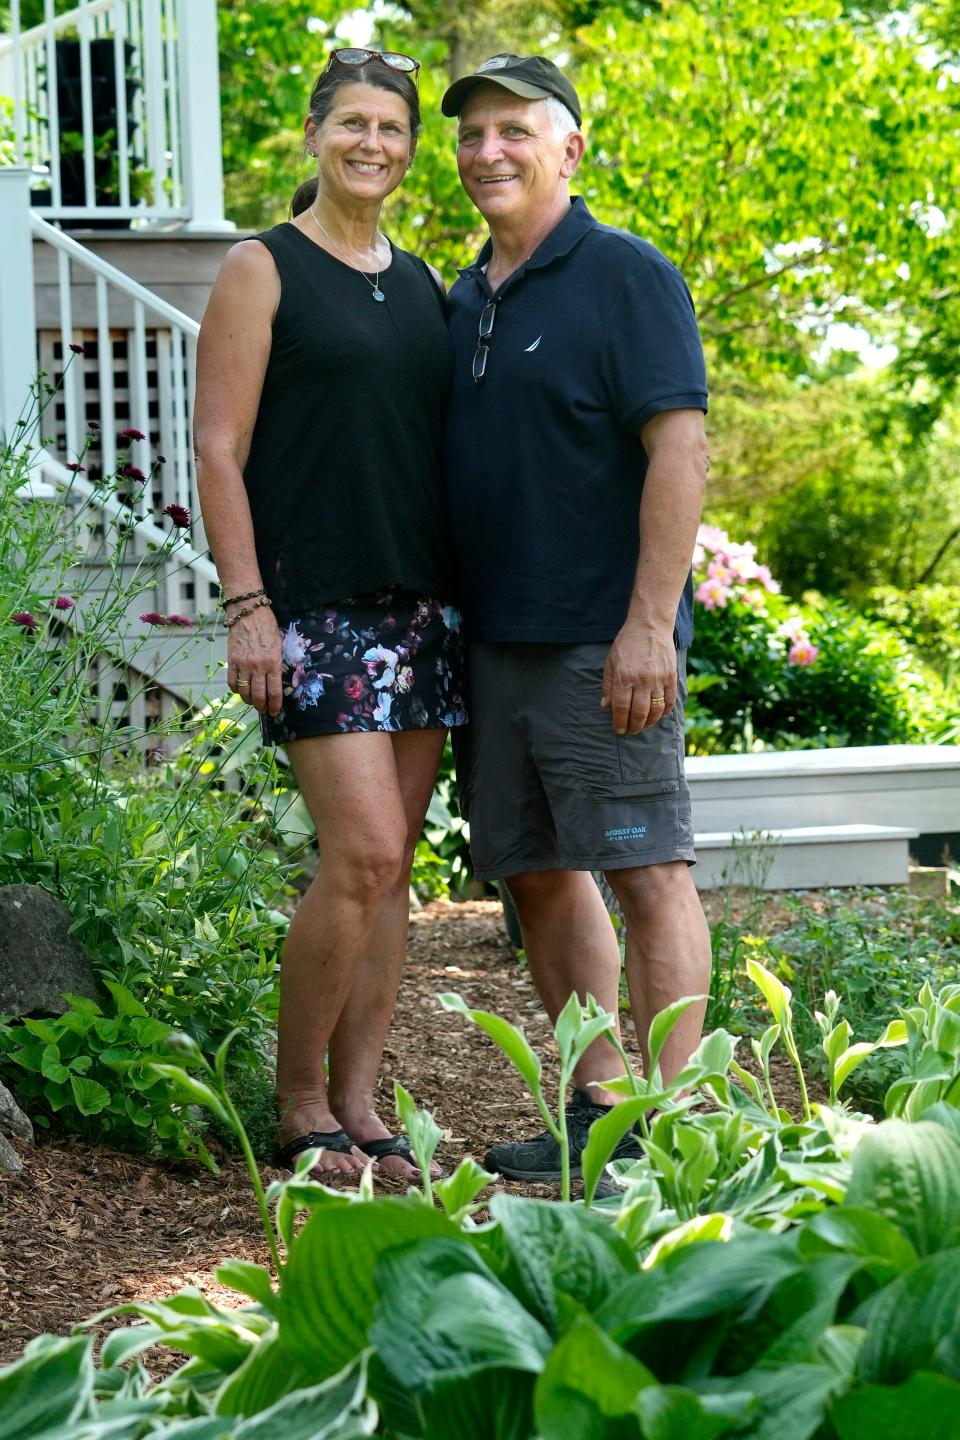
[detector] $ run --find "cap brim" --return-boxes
[441,74,553,117]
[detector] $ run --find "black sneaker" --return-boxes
[484,1087,644,1182]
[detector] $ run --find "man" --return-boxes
[442,54,713,1181]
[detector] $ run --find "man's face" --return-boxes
[456,85,578,228]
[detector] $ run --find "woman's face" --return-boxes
[307,82,414,208]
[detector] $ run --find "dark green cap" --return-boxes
[441,53,582,129]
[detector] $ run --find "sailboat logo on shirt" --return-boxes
[524,336,542,352]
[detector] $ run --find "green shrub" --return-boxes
[707,891,960,1112]
[864,584,960,688]
[0,372,292,1158]
[688,527,958,750]
[0,986,215,1167]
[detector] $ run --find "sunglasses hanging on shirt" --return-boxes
[473,300,498,384]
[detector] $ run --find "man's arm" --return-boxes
[601,408,709,735]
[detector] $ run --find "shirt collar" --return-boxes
[457,195,597,283]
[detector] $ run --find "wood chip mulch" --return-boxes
[0,897,822,1369]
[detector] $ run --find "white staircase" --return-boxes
[688,745,960,888]
[692,824,919,891]
[1,0,232,731]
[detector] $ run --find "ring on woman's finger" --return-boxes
[651,695,666,707]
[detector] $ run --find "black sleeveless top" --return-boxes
[242,223,455,612]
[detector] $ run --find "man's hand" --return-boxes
[600,620,677,734]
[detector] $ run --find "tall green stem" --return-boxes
[557,1086,571,1204]
[221,1089,282,1276]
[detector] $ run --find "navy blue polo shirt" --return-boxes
[445,196,708,646]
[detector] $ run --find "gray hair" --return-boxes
[542,95,580,141]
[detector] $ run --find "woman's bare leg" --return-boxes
[276,731,407,1175]
[328,727,447,1179]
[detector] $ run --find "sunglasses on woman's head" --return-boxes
[329,47,420,76]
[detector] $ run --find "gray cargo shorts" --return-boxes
[453,642,696,881]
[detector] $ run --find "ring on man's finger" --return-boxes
[237,679,251,688]
[651,695,666,707]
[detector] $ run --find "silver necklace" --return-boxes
[309,205,387,302]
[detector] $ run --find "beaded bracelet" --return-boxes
[221,585,266,609]
[223,596,273,629]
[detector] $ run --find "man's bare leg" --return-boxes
[504,868,626,1103]
[604,860,711,1081]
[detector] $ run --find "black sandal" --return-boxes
[355,1134,443,1176]
[274,1128,362,1171]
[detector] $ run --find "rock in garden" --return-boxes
[0,1081,33,1145]
[0,884,100,1017]
[0,1131,23,1174]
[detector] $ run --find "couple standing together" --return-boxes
[194,49,712,1184]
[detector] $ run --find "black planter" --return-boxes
[31,37,142,226]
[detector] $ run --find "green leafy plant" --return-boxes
[439,989,624,1201]
[3,972,959,1438]
[0,374,292,1158]
[0,986,215,1167]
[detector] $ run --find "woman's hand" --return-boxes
[227,607,283,716]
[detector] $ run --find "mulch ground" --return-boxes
[0,896,822,1369]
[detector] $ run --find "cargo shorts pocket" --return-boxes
[587,776,682,857]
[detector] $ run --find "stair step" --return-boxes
[692,823,918,891]
[686,744,960,836]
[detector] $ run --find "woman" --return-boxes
[194,49,466,1181]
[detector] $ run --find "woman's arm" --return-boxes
[194,241,283,717]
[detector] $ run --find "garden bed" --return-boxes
[2,886,956,1370]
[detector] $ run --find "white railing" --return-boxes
[0,0,228,229]
[30,207,213,619]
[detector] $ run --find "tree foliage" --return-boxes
[216,0,348,233]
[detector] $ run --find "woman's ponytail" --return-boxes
[290,175,318,218]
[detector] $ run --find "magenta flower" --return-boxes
[68,342,86,355]
[706,559,733,585]
[166,613,194,627]
[694,578,731,611]
[119,427,146,441]
[696,523,730,555]
[788,640,819,667]
[140,611,169,626]
[66,462,86,473]
[120,464,146,483]
[163,503,190,528]
[12,611,38,632]
[52,596,74,610]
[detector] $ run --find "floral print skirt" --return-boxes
[260,589,468,745]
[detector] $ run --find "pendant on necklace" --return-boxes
[372,288,385,302]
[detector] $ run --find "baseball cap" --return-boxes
[441,53,582,129]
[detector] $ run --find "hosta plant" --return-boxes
[1,974,958,1439]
